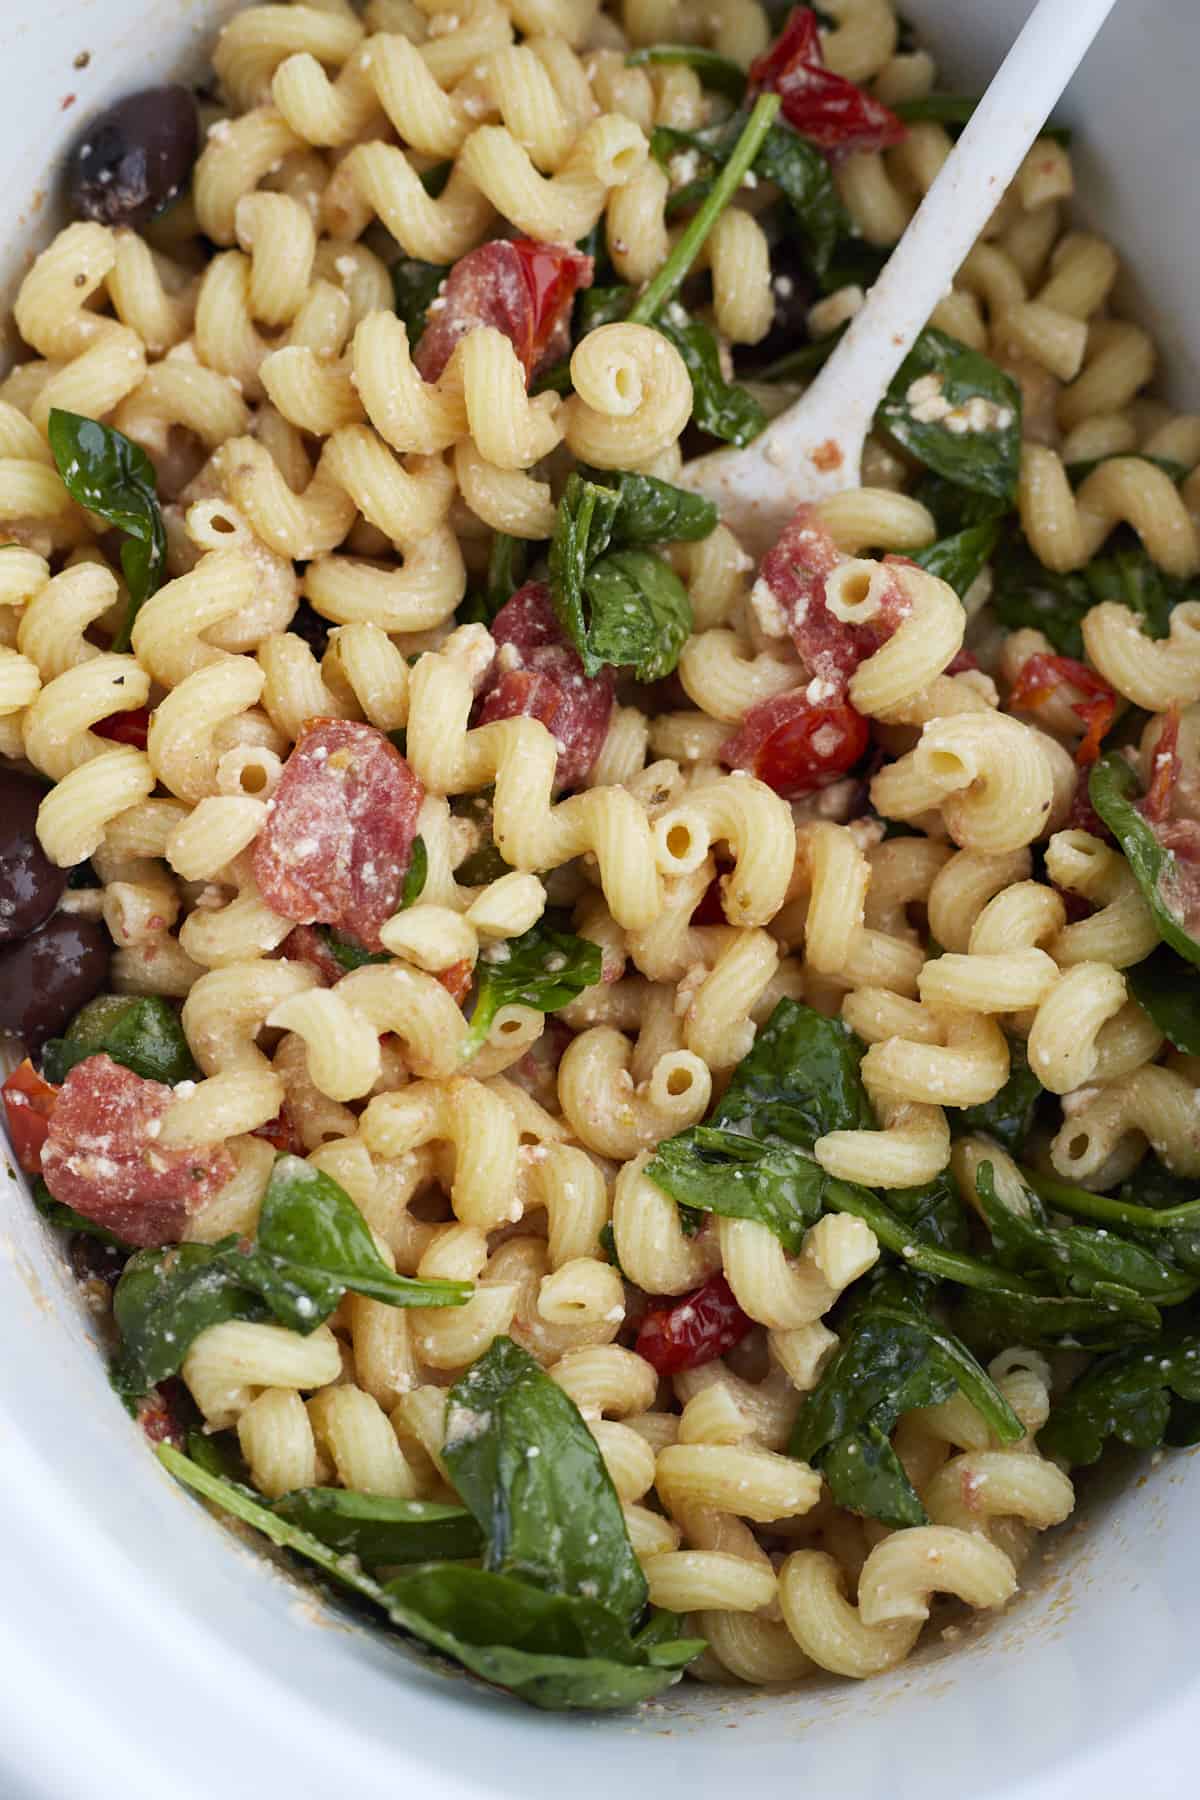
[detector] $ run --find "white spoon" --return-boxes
[677,0,1120,551]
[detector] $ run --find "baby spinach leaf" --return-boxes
[712,1000,874,1146]
[47,409,166,651]
[975,1161,1188,1303]
[789,1273,1022,1526]
[444,1335,647,1626]
[582,549,692,684]
[875,329,1022,501]
[626,44,747,101]
[953,1037,1043,1154]
[1126,944,1200,1053]
[272,1489,483,1567]
[548,473,622,675]
[400,835,429,910]
[160,1448,703,1712]
[1040,1338,1200,1465]
[911,472,1009,537]
[647,1128,844,1254]
[1090,753,1200,967]
[41,994,198,1087]
[1065,452,1188,489]
[316,927,390,972]
[887,1172,970,1253]
[184,1427,255,1489]
[391,256,447,347]
[112,1157,471,1401]
[549,474,695,679]
[990,531,1093,658]
[463,916,602,1057]
[954,1283,1163,1355]
[629,93,780,323]
[1079,539,1193,641]
[910,518,999,599]
[587,468,717,546]
[656,310,767,444]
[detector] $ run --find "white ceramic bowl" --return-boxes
[1,3,1197,1795]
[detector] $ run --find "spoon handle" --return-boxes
[804,0,1121,447]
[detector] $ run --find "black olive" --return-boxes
[66,85,199,228]
[287,598,332,661]
[0,914,111,1051]
[0,767,69,946]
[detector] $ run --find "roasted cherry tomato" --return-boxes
[94,706,151,750]
[1009,652,1117,768]
[1141,704,1182,825]
[1,1059,60,1174]
[634,1273,754,1375]
[721,690,871,798]
[750,7,907,157]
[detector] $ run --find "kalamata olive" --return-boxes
[0,767,68,946]
[66,85,199,228]
[0,914,111,1051]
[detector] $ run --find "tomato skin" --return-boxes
[1141,704,1181,826]
[749,7,907,156]
[721,691,870,798]
[437,958,474,1005]
[1009,653,1117,769]
[1,1059,59,1174]
[252,1104,302,1156]
[508,238,591,371]
[634,1273,754,1376]
[93,707,150,750]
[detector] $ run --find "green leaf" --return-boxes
[47,409,166,651]
[112,1158,471,1401]
[400,835,429,911]
[712,1000,875,1146]
[656,311,767,446]
[443,1336,647,1626]
[974,1161,1188,1303]
[582,549,692,684]
[588,469,717,546]
[463,917,602,1057]
[650,113,846,280]
[548,473,622,677]
[1090,753,1200,966]
[391,257,447,348]
[41,994,198,1087]
[953,1037,1043,1154]
[1065,452,1188,488]
[875,329,1022,501]
[626,44,747,100]
[990,531,1093,658]
[1040,1338,1200,1465]
[886,1171,970,1253]
[272,1489,483,1567]
[1126,945,1200,1052]
[954,1284,1163,1356]
[647,1128,841,1254]
[910,518,999,599]
[1079,540,1194,641]
[629,92,780,324]
[789,1274,1022,1526]
[487,534,529,617]
[159,1448,702,1712]
[316,927,392,972]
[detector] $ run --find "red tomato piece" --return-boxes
[437,958,474,1005]
[1140,704,1181,825]
[756,509,911,697]
[476,583,614,789]
[93,706,151,750]
[635,1272,754,1376]
[1009,652,1118,768]
[749,6,907,156]
[720,689,870,798]
[1155,818,1200,935]
[40,1054,234,1247]
[252,1104,302,1156]
[414,239,593,385]
[253,719,424,953]
[137,1379,189,1448]
[945,647,981,676]
[2,1059,59,1175]
[278,923,343,986]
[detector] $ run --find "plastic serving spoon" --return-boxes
[677,0,1120,550]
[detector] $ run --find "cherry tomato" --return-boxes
[1009,652,1117,768]
[508,239,592,370]
[252,1105,302,1156]
[93,706,151,750]
[634,1273,754,1376]
[1141,704,1181,825]
[721,690,870,798]
[437,958,474,1005]
[750,7,907,157]
[1,1058,60,1174]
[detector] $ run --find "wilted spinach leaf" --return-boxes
[875,330,1022,501]
[391,256,446,347]
[272,1488,483,1566]
[463,916,601,1057]
[1040,1338,1200,1465]
[1090,753,1200,967]
[910,518,1000,598]
[953,1037,1043,1154]
[47,409,166,651]
[1127,944,1200,1053]
[41,994,197,1087]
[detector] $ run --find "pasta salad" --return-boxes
[1,0,1199,1712]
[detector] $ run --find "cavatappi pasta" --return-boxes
[2,0,1199,1717]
